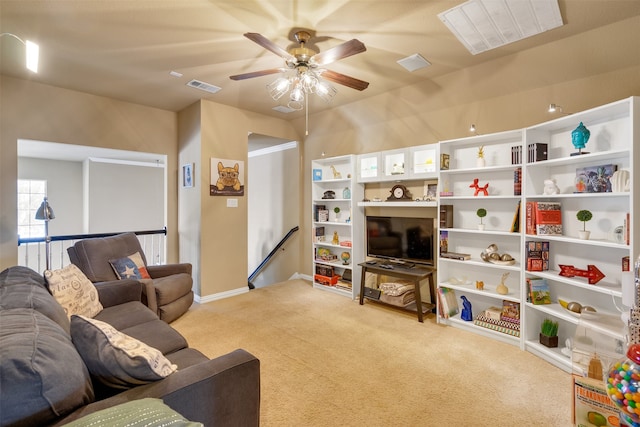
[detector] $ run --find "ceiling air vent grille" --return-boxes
[186,79,221,94]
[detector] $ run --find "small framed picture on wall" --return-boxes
[183,163,194,188]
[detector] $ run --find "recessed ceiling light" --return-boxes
[169,70,183,78]
[438,0,563,55]
[397,53,431,72]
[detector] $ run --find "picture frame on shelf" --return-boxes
[425,183,437,200]
[574,164,617,193]
[440,153,450,170]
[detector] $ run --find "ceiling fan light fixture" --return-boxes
[300,70,318,93]
[267,77,291,100]
[316,80,337,103]
[289,84,304,103]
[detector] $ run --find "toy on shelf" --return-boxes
[330,165,342,179]
[470,178,489,196]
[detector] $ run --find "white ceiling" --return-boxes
[2,0,639,122]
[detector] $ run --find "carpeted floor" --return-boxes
[171,279,572,426]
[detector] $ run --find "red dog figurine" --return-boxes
[470,178,489,196]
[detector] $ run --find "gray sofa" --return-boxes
[0,266,260,427]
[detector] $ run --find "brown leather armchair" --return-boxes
[67,232,194,323]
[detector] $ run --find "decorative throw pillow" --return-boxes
[109,251,151,280]
[70,315,177,388]
[62,398,202,427]
[45,264,103,318]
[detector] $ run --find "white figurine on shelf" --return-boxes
[543,178,560,195]
[610,169,630,192]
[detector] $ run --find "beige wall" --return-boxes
[180,100,300,299]
[0,76,178,270]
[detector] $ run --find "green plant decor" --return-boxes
[576,209,593,231]
[476,208,487,224]
[333,207,341,214]
[541,318,559,337]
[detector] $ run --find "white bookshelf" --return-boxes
[436,96,639,373]
[311,155,364,298]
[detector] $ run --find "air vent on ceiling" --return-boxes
[438,0,563,55]
[397,53,431,72]
[186,79,221,94]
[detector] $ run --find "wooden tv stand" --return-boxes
[358,260,435,322]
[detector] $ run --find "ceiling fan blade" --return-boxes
[320,69,369,91]
[244,33,295,62]
[229,68,284,81]
[312,39,366,66]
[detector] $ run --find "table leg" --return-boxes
[359,267,366,305]
[414,279,423,323]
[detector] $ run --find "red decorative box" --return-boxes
[314,274,340,286]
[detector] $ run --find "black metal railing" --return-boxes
[248,226,299,289]
[17,228,167,272]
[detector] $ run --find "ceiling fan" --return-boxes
[229,30,369,93]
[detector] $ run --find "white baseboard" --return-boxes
[289,272,312,282]
[195,286,249,304]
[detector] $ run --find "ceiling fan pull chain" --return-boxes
[305,96,309,136]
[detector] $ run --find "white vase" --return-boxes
[477,158,485,168]
[478,224,485,231]
[578,230,590,240]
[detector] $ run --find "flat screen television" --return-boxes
[366,216,435,266]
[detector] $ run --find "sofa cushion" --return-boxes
[95,300,158,328]
[0,266,70,333]
[71,315,177,389]
[109,251,151,280]
[61,398,202,427]
[0,309,94,427]
[45,264,103,318]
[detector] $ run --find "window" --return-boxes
[17,179,47,238]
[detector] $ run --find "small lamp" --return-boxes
[35,197,55,270]
[548,103,571,115]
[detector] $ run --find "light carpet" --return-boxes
[171,279,572,426]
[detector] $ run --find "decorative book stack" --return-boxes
[525,240,550,271]
[473,301,521,337]
[525,201,563,235]
[535,201,562,235]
